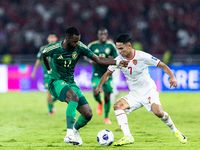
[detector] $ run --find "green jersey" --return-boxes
[37,45,48,75]
[42,41,94,83]
[88,40,118,78]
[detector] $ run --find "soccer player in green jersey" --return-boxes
[42,26,129,146]
[88,28,118,124]
[31,32,58,115]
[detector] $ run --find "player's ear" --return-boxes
[65,36,70,41]
[128,42,132,48]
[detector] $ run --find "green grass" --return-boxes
[0,92,200,150]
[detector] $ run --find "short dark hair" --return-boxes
[116,33,132,44]
[65,26,80,37]
[98,27,107,32]
[46,31,56,37]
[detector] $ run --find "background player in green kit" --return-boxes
[31,32,58,115]
[42,26,129,146]
[88,28,118,124]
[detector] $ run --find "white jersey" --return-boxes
[108,50,160,96]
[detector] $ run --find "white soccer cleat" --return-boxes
[63,134,79,145]
[73,127,83,146]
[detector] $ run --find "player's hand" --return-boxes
[120,60,129,67]
[95,87,103,94]
[169,77,177,88]
[108,56,114,59]
[92,61,97,65]
[31,73,35,79]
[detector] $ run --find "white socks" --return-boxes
[114,110,132,136]
[67,129,74,136]
[161,112,178,133]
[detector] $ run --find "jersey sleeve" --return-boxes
[42,44,55,57]
[84,47,94,58]
[37,46,45,60]
[37,50,42,60]
[143,52,161,66]
[79,41,94,58]
[87,43,92,50]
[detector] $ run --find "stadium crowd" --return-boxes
[0,0,200,56]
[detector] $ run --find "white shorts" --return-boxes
[121,89,161,114]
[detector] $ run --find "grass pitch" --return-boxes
[0,91,200,150]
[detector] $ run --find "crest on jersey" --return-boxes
[105,48,111,55]
[72,51,78,59]
[94,49,99,54]
[132,59,137,65]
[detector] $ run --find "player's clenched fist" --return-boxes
[95,87,103,94]
[119,60,129,67]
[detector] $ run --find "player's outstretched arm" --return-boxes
[84,56,96,65]
[31,59,41,78]
[95,70,113,94]
[90,54,129,67]
[42,54,51,74]
[158,62,177,88]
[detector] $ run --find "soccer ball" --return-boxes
[97,129,114,146]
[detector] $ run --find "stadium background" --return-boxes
[0,0,200,92]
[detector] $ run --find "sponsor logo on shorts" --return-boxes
[148,97,151,104]
[61,82,66,85]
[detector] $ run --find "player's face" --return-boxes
[67,34,80,49]
[98,30,108,43]
[116,42,132,58]
[47,34,58,44]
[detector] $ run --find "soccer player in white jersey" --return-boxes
[95,34,187,146]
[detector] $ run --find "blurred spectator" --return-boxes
[0,0,199,57]
[162,50,172,65]
[132,39,143,51]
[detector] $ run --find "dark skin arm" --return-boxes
[42,53,51,71]
[90,54,129,67]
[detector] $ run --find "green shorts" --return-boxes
[48,79,88,108]
[92,76,113,93]
[43,73,49,89]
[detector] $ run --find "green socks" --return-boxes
[74,115,90,130]
[48,97,57,113]
[94,94,102,104]
[48,103,53,112]
[104,102,111,118]
[66,101,78,129]
[52,97,57,102]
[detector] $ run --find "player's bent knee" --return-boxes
[113,102,121,110]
